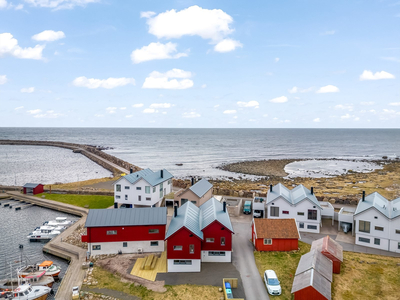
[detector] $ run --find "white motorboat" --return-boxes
[19,261,61,278]
[0,284,51,300]
[43,217,73,227]
[27,226,60,242]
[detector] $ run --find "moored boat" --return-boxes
[27,227,60,242]
[0,271,54,291]
[43,217,73,227]
[2,284,51,300]
[18,262,61,278]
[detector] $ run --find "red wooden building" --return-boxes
[311,235,343,274]
[82,207,167,256]
[291,269,331,300]
[252,218,299,251]
[23,183,44,195]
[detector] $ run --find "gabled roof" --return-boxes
[291,269,331,300]
[295,250,333,282]
[23,183,42,188]
[189,179,213,198]
[200,197,234,233]
[311,235,343,262]
[85,207,167,227]
[354,192,400,219]
[165,202,203,240]
[266,183,321,209]
[117,168,173,187]
[253,218,299,239]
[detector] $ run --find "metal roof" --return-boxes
[23,183,41,188]
[200,197,234,233]
[266,183,321,209]
[189,179,213,198]
[291,269,331,300]
[354,192,400,219]
[85,207,167,228]
[118,168,173,187]
[295,250,333,282]
[165,202,203,240]
[311,236,343,262]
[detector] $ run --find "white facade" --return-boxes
[114,177,172,207]
[167,259,201,272]
[266,197,321,233]
[88,240,165,256]
[201,251,232,262]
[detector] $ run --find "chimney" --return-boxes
[223,201,227,213]
[174,205,178,217]
[270,185,273,192]
[191,177,195,186]
[362,191,365,201]
[161,169,164,178]
[130,168,133,174]
[311,187,314,195]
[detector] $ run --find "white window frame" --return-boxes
[150,241,159,246]
[173,245,183,251]
[149,229,159,234]
[173,260,191,265]
[92,245,101,250]
[208,251,226,256]
[263,238,272,245]
[116,184,121,192]
[107,230,117,235]
[206,238,215,243]
[145,186,150,194]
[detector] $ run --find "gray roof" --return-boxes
[85,207,167,227]
[295,250,333,282]
[291,269,331,300]
[267,183,321,209]
[189,179,213,198]
[354,192,400,219]
[311,236,343,262]
[165,202,203,240]
[200,197,234,233]
[117,168,173,187]
[23,183,41,188]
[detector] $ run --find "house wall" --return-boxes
[88,240,164,255]
[201,251,232,262]
[266,197,321,233]
[174,188,213,207]
[294,286,327,300]
[388,217,400,253]
[166,227,202,260]
[201,221,233,252]
[167,259,201,272]
[33,185,44,195]
[254,238,298,252]
[320,251,341,274]
[86,225,166,243]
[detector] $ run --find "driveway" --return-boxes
[232,222,270,300]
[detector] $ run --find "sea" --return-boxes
[0,128,399,185]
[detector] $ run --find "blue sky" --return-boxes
[0,0,399,128]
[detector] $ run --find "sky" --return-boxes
[0,0,399,128]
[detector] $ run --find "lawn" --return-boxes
[254,241,400,300]
[35,193,114,209]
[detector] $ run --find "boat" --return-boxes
[10,284,50,300]
[27,227,60,242]
[34,225,66,232]
[18,262,61,278]
[43,217,73,227]
[0,271,54,291]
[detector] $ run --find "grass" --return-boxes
[254,241,400,300]
[91,266,221,300]
[35,193,114,209]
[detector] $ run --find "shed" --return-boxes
[23,183,44,195]
[295,250,333,282]
[311,235,343,274]
[291,269,331,300]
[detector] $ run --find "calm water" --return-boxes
[0,128,399,184]
[0,201,79,299]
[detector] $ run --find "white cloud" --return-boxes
[288,86,314,94]
[120,107,126,110]
[270,96,288,103]
[0,33,45,60]
[389,102,400,106]
[360,101,374,105]
[27,109,42,114]
[214,104,220,108]
[72,76,135,89]
[94,114,104,117]
[360,70,395,80]
[106,107,117,114]
[288,86,298,93]
[32,30,65,42]
[21,87,35,93]
[132,103,144,108]
[182,111,200,118]
[381,57,400,63]
[341,113,351,119]
[34,110,62,118]
[142,69,193,90]
[316,85,339,93]
[354,117,360,121]
[0,75,7,84]
[14,4,23,9]
[25,0,99,10]
[0,0,7,8]
[201,84,207,88]
[275,57,280,62]
[223,110,236,114]
[143,108,156,113]
[263,114,268,117]
[131,42,187,64]
[313,118,321,122]
[237,101,259,108]
[321,30,335,35]
[15,106,24,110]
[140,11,156,18]
[214,39,242,53]
[149,103,171,108]
[334,104,353,111]
[125,115,133,118]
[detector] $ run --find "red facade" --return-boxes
[166,227,202,259]
[321,251,341,274]
[252,223,298,251]
[23,184,44,195]
[201,221,233,251]
[294,286,328,300]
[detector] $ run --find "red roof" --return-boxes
[253,218,299,239]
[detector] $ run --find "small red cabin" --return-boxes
[252,218,299,251]
[23,183,44,195]
[311,235,343,274]
[291,269,331,300]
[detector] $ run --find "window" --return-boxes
[308,210,317,220]
[282,210,289,214]
[270,207,279,217]
[173,245,183,251]
[374,238,380,245]
[173,260,192,265]
[107,230,117,235]
[168,180,172,185]
[92,245,101,250]
[191,201,197,205]
[146,197,151,201]
[160,183,163,198]
[125,186,130,190]
[209,251,226,256]
[116,185,121,192]
[375,226,384,231]
[263,239,272,245]
[153,187,156,193]
[206,238,215,243]
[149,229,159,234]
[221,237,226,246]
[398,242,400,250]
[123,242,127,247]
[136,187,141,190]
[125,195,128,200]
[189,244,194,254]
[299,223,304,229]
[396,229,400,234]
[359,220,371,233]
[116,195,120,199]
[307,225,317,230]
[297,212,305,216]
[359,237,370,243]
[138,195,141,201]
[145,186,150,194]
[150,241,159,246]
[181,199,188,205]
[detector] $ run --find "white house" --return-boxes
[113,168,173,208]
[354,192,400,253]
[266,183,322,233]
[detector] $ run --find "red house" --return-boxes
[311,235,343,274]
[252,218,299,251]
[23,183,44,195]
[291,269,331,300]
[165,197,234,272]
[82,207,167,256]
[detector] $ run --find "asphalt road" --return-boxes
[232,222,270,300]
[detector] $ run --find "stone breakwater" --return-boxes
[0,139,141,176]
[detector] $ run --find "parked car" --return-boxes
[253,210,262,218]
[264,270,281,296]
[243,201,252,214]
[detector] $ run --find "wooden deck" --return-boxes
[130,251,167,281]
